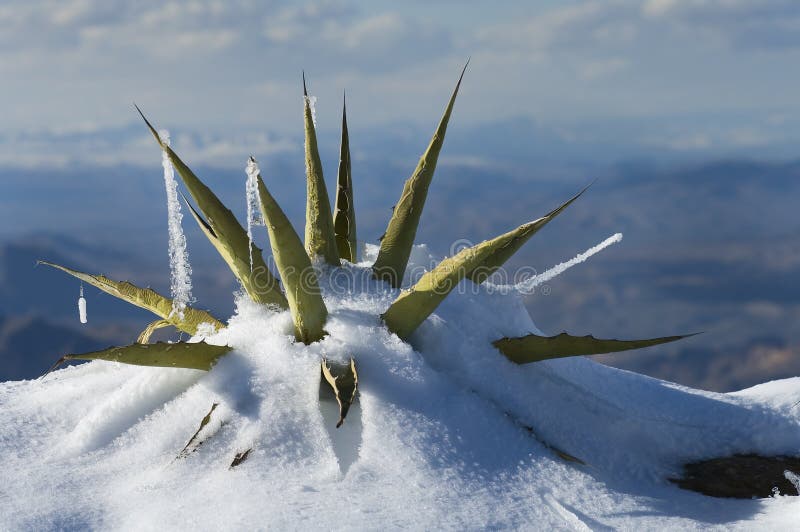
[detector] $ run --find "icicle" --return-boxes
[245,156,265,271]
[159,129,193,320]
[499,233,623,295]
[78,284,87,324]
[305,95,318,128]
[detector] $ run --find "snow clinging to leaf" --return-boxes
[245,157,265,271]
[305,95,318,128]
[159,129,193,319]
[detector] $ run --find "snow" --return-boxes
[786,470,800,494]
[244,157,264,271]
[305,95,318,128]
[502,232,623,295]
[159,129,193,319]
[1,244,799,530]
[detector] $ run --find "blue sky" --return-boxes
[1,0,800,167]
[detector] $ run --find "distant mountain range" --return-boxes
[1,156,798,390]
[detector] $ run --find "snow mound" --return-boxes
[1,245,799,530]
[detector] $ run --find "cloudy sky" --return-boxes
[2,0,800,166]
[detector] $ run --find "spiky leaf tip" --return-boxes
[333,92,357,263]
[493,332,698,365]
[302,74,339,265]
[372,62,468,288]
[466,182,592,285]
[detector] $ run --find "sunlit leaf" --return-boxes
[45,341,232,375]
[321,358,358,427]
[465,183,591,284]
[137,319,173,344]
[302,74,339,265]
[333,93,357,263]
[493,332,697,364]
[383,205,573,340]
[373,62,468,288]
[38,261,224,336]
[256,168,328,344]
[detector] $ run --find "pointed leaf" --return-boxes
[137,319,173,344]
[321,358,358,427]
[493,332,697,364]
[38,261,224,336]
[333,93,357,262]
[136,106,287,309]
[177,402,219,459]
[383,205,564,340]
[302,75,339,264]
[373,63,468,287]
[58,341,231,371]
[256,169,328,344]
[466,184,591,285]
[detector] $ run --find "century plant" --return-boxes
[40,66,691,466]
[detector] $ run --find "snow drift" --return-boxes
[1,244,799,530]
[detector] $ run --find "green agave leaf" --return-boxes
[177,402,219,459]
[333,93,357,263]
[303,74,339,265]
[137,319,173,344]
[256,168,328,344]
[50,341,231,373]
[135,105,287,309]
[493,332,697,364]
[93,341,231,370]
[321,358,358,428]
[383,207,560,340]
[465,183,591,285]
[38,261,224,336]
[373,62,468,288]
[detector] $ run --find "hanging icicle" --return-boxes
[245,156,265,271]
[159,129,193,320]
[78,284,87,324]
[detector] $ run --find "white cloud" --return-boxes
[0,0,798,167]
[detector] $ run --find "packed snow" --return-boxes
[1,244,799,530]
[158,129,193,319]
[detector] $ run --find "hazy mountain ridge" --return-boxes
[1,156,798,390]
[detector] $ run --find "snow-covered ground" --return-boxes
[1,245,799,530]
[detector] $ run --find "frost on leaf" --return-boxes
[158,129,193,320]
[245,156,265,271]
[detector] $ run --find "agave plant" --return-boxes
[41,65,691,466]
